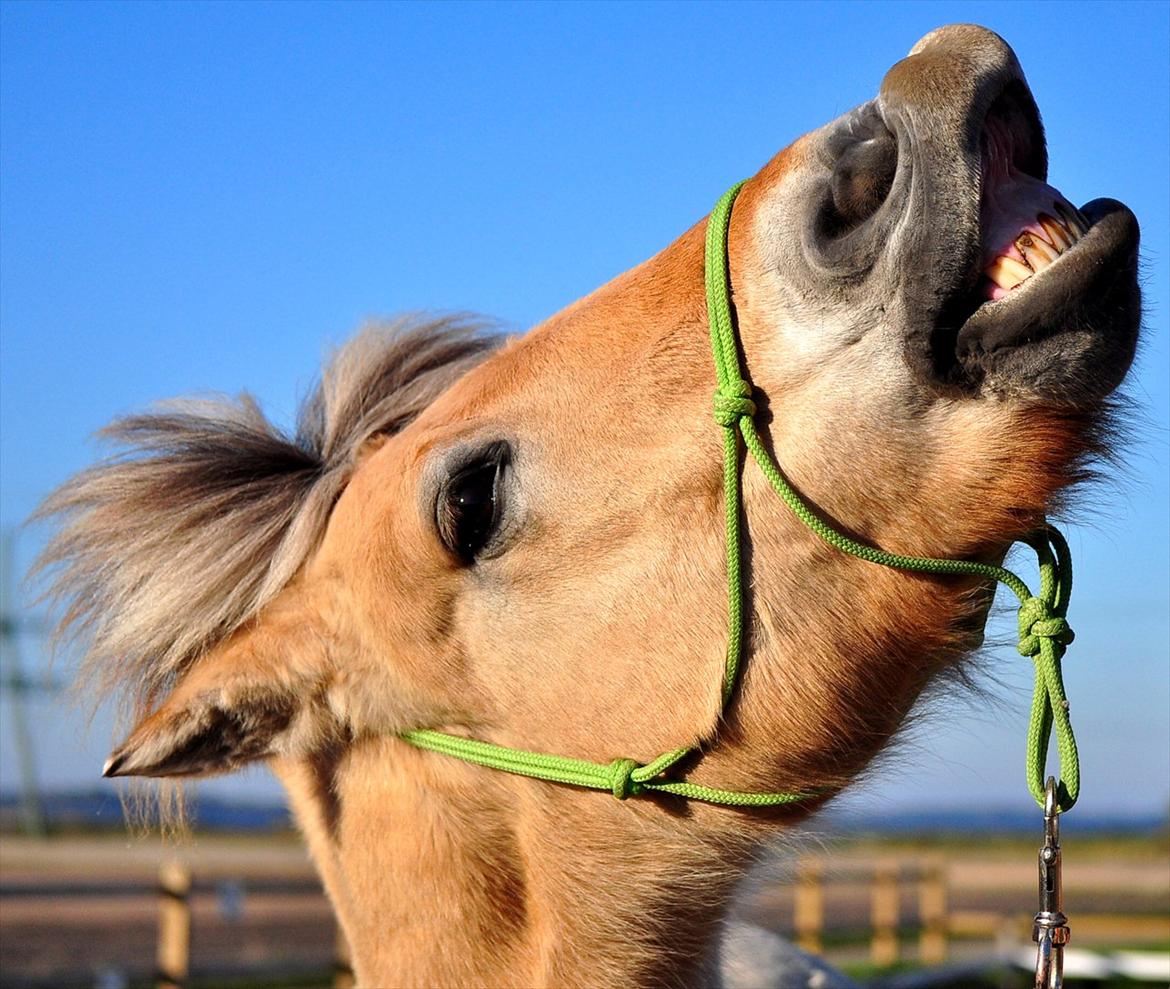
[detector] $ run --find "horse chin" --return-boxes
[951,197,1140,403]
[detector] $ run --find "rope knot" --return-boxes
[608,758,642,800]
[712,380,756,427]
[1017,596,1075,658]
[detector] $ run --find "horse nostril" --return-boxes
[829,130,898,231]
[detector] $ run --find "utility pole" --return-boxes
[0,529,49,836]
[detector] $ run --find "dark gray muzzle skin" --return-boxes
[801,24,1141,406]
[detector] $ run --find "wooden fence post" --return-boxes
[332,923,355,988]
[794,858,824,955]
[156,860,191,989]
[918,859,947,965]
[870,863,899,967]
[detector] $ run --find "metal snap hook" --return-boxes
[1032,776,1070,989]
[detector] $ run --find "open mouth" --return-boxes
[979,111,1091,302]
[973,80,1102,305]
[941,82,1141,395]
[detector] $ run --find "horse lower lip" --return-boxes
[954,199,1140,377]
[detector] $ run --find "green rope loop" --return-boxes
[1017,596,1075,657]
[712,385,757,426]
[399,180,1084,815]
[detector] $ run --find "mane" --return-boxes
[33,316,499,721]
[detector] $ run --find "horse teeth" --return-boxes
[988,209,1085,294]
[1017,232,1059,269]
[986,254,1033,290]
[1055,202,1088,237]
[1039,213,1073,252]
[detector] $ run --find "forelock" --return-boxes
[33,316,499,719]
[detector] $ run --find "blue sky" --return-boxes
[1,1,1166,819]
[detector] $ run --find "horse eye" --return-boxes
[437,446,507,563]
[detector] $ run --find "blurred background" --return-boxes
[1,2,1166,987]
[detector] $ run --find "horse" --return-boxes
[36,24,1139,988]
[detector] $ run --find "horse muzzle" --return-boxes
[878,24,1141,403]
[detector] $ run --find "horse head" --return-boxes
[39,24,1139,987]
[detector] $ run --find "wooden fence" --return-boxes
[146,856,1166,983]
[792,857,951,963]
[784,855,1169,968]
[143,857,961,985]
[152,861,351,989]
[4,854,1165,987]
[0,864,347,989]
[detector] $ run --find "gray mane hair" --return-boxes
[34,316,498,720]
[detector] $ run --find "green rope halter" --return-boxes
[402,181,1081,813]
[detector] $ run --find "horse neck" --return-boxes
[275,740,754,988]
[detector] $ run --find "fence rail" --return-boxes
[1,860,348,989]
[3,854,1166,987]
[146,862,353,989]
[780,855,1170,970]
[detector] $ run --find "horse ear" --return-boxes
[102,593,332,779]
